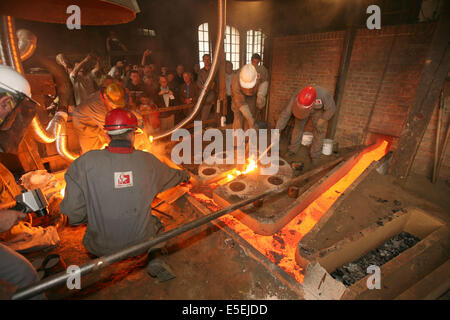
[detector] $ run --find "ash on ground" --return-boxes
[331,232,420,287]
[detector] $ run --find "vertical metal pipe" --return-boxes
[0,16,14,67]
[153,0,226,140]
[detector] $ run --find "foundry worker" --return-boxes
[231,63,269,130]
[73,82,152,154]
[0,209,47,299]
[60,108,190,282]
[72,82,125,154]
[275,86,336,162]
[250,53,270,115]
[196,54,217,122]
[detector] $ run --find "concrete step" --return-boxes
[395,260,450,300]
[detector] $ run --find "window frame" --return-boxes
[246,29,266,65]
[198,23,212,69]
[224,25,240,71]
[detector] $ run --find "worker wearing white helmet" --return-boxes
[0,65,32,127]
[0,65,40,154]
[0,65,46,299]
[231,63,269,130]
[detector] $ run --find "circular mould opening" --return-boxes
[202,167,217,176]
[229,181,246,192]
[279,159,286,166]
[267,176,284,185]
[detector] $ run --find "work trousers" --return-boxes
[200,91,216,122]
[0,243,46,299]
[288,111,327,159]
[232,95,257,131]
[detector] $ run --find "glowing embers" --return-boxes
[215,140,389,284]
[213,157,294,235]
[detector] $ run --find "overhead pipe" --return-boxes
[152,0,226,141]
[55,118,78,162]
[1,20,78,161]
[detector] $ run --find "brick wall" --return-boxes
[335,24,435,147]
[268,31,345,130]
[268,23,449,179]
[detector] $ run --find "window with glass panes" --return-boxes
[224,25,240,70]
[246,29,266,65]
[198,23,211,69]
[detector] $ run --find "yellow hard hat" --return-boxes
[105,83,125,107]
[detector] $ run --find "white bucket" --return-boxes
[322,139,333,155]
[301,132,313,146]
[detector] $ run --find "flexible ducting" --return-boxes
[152,0,226,141]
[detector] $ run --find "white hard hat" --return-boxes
[239,64,257,89]
[0,65,32,98]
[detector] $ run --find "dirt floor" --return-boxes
[24,196,299,300]
[20,139,450,300]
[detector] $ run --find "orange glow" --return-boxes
[192,140,389,284]
[7,16,24,74]
[216,157,258,186]
[149,136,154,143]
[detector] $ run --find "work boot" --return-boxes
[147,249,176,282]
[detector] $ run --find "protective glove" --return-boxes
[256,81,269,110]
[239,104,255,128]
[180,170,191,183]
[55,111,68,122]
[256,95,266,110]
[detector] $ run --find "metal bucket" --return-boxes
[301,132,313,146]
[322,138,333,155]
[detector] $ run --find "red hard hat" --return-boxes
[297,86,316,107]
[104,108,138,135]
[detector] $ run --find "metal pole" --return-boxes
[12,147,361,300]
[152,0,226,141]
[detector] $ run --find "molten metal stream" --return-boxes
[198,140,389,283]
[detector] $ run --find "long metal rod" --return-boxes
[12,147,361,300]
[432,90,444,183]
[152,0,226,141]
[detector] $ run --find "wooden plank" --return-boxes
[140,103,193,115]
[390,3,450,179]
[395,259,450,300]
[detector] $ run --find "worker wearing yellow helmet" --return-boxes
[72,82,127,154]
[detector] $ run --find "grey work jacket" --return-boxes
[276,86,336,130]
[60,144,187,256]
[231,66,269,113]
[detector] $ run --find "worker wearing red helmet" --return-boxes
[60,108,190,282]
[276,86,336,161]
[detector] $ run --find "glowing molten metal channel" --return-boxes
[209,140,389,283]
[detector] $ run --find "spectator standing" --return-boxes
[196,54,217,122]
[175,65,185,87]
[70,54,99,106]
[192,63,200,82]
[106,31,128,66]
